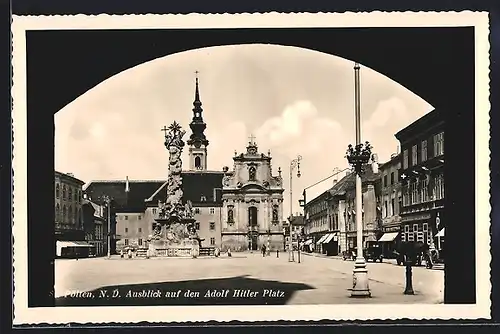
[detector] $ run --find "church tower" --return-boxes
[187,72,209,171]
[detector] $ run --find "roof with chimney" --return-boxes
[84,171,224,213]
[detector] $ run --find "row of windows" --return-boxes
[401,223,433,244]
[118,215,142,220]
[382,197,399,218]
[402,175,444,207]
[382,170,399,188]
[308,201,328,216]
[402,132,444,169]
[55,204,81,224]
[55,183,82,203]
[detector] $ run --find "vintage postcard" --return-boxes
[12,12,491,324]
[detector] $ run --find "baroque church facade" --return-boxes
[84,75,285,253]
[220,138,285,251]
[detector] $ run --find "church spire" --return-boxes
[187,71,209,148]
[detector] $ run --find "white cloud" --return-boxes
[363,97,429,162]
[255,100,344,159]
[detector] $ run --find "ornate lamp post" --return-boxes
[102,195,112,259]
[289,155,302,262]
[345,62,372,298]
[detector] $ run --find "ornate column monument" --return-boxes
[148,121,200,258]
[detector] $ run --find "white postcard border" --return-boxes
[12,11,491,324]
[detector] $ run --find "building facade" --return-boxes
[304,162,382,256]
[395,109,445,252]
[81,199,108,256]
[220,139,285,252]
[304,190,331,253]
[377,153,402,257]
[54,171,85,242]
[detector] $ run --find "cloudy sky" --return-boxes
[55,44,432,215]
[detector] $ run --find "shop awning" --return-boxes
[57,241,94,248]
[316,235,328,244]
[322,233,337,244]
[436,228,445,237]
[378,232,399,242]
[56,241,94,256]
[303,239,313,246]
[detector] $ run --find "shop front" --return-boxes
[378,225,401,258]
[400,209,444,250]
[320,232,339,256]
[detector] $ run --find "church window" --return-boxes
[210,207,215,214]
[272,205,279,222]
[249,166,256,181]
[55,184,60,199]
[210,222,215,230]
[195,156,202,169]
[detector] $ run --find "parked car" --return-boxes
[364,242,384,262]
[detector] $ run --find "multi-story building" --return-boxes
[81,198,108,256]
[338,166,381,253]
[395,109,445,252]
[220,139,285,252]
[54,171,93,258]
[54,171,85,241]
[377,153,402,257]
[304,190,331,254]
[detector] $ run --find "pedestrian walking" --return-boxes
[127,249,132,259]
[120,249,124,258]
[227,248,232,257]
[261,244,266,257]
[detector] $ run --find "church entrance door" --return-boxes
[248,207,259,251]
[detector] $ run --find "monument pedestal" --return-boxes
[149,217,201,258]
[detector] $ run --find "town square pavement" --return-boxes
[55,251,444,306]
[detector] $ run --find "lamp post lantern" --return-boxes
[289,155,302,262]
[345,62,371,298]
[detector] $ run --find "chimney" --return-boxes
[66,172,74,177]
[125,176,130,193]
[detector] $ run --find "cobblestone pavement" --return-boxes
[55,251,443,305]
